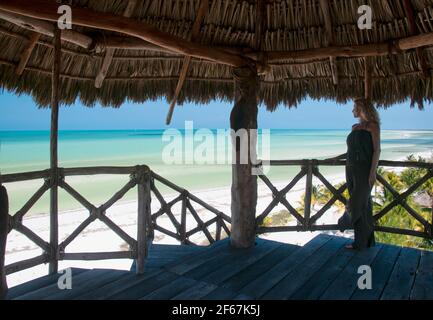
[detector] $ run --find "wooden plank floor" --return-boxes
[6,234,433,300]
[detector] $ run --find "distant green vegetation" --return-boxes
[260,154,433,250]
[373,155,432,250]
[261,210,294,227]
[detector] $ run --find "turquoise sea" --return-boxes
[1,129,433,215]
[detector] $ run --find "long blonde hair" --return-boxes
[354,98,381,125]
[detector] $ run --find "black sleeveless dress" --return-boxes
[341,129,376,249]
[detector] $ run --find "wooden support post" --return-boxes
[166,56,192,125]
[0,184,9,299]
[49,27,61,275]
[166,0,209,124]
[15,32,40,76]
[226,0,263,247]
[230,66,259,249]
[304,163,313,228]
[136,166,151,275]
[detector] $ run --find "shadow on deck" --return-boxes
[6,234,433,300]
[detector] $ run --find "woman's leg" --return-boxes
[366,194,376,247]
[350,167,375,250]
[345,165,354,194]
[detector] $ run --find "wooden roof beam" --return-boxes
[95,0,137,88]
[319,0,338,85]
[261,32,433,62]
[166,0,209,125]
[0,11,189,55]
[0,9,249,59]
[0,12,247,60]
[0,0,248,67]
[15,31,40,76]
[0,9,93,49]
[402,0,430,78]
[1,58,424,82]
[94,36,173,54]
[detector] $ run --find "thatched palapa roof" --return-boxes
[1,0,433,113]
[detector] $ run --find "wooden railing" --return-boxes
[1,159,432,283]
[0,166,231,277]
[255,159,433,240]
[150,172,231,245]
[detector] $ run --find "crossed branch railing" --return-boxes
[150,172,231,245]
[1,165,231,277]
[1,159,432,281]
[255,159,433,240]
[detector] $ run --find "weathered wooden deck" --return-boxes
[6,234,433,300]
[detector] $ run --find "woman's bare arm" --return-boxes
[334,153,348,160]
[369,123,381,186]
[324,153,347,161]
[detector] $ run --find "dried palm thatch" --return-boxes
[1,0,433,111]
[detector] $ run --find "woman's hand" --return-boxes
[369,171,377,188]
[324,153,347,161]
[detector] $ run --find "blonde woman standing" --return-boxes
[336,98,381,250]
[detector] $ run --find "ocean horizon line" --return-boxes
[1,128,433,133]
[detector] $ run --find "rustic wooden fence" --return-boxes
[0,165,231,277]
[256,159,433,240]
[150,172,231,245]
[1,159,432,282]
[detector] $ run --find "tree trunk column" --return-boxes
[230,66,259,249]
[49,27,61,275]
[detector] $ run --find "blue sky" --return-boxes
[0,90,432,130]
